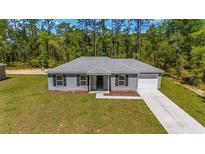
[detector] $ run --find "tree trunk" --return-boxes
[136,19,141,57]
[93,20,97,56]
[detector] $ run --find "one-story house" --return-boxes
[47,56,164,92]
[0,63,6,80]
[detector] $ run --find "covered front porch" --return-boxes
[88,75,110,91]
[87,66,111,92]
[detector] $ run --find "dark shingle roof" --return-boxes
[47,56,164,74]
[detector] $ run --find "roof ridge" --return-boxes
[134,59,163,70]
[81,56,110,58]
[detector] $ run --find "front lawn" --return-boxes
[161,76,205,126]
[0,75,166,134]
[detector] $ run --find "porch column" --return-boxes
[89,75,91,91]
[107,75,109,91]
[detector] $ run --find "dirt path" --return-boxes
[167,75,205,97]
[176,82,205,97]
[6,69,49,74]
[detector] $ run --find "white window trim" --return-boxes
[56,74,64,86]
[118,74,125,86]
[80,75,87,86]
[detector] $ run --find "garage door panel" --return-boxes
[138,79,158,89]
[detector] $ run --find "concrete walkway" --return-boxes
[96,91,141,99]
[138,90,205,134]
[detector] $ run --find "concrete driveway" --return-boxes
[138,90,205,134]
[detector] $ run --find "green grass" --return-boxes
[200,83,205,91]
[161,76,205,126]
[0,75,166,134]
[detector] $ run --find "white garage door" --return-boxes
[138,74,159,89]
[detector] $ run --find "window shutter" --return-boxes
[87,76,89,86]
[125,75,128,86]
[77,75,80,86]
[63,74,67,86]
[53,75,56,86]
[115,75,118,86]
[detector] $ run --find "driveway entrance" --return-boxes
[138,90,205,134]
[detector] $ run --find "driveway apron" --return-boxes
[138,90,205,134]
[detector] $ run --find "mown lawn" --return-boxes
[0,75,166,134]
[161,76,205,126]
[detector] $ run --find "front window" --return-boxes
[119,75,125,86]
[80,75,87,86]
[56,75,63,86]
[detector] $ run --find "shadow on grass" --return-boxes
[0,77,12,81]
[200,96,205,103]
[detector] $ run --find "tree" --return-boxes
[88,19,98,56]
[77,19,90,56]
[41,19,55,34]
[37,31,50,68]
[135,19,141,56]
[112,19,124,56]
[190,47,205,85]
[190,26,205,85]
[0,20,10,62]
[165,20,204,61]
[0,19,205,87]
[124,19,132,57]
[56,22,71,35]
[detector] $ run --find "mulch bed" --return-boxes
[104,91,140,96]
[48,90,88,94]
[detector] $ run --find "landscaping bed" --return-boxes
[104,91,139,96]
[49,90,88,94]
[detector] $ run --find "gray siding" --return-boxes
[139,73,158,78]
[0,66,6,80]
[48,73,161,91]
[48,74,88,91]
[111,74,137,91]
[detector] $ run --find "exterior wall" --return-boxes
[0,66,6,80]
[48,73,162,91]
[111,74,137,91]
[138,74,158,78]
[48,74,88,91]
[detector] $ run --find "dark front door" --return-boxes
[97,76,103,90]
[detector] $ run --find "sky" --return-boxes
[56,19,77,26]
[55,19,162,32]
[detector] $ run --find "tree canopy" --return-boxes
[0,19,204,85]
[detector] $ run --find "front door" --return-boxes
[97,76,103,90]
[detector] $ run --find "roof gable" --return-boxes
[87,66,111,75]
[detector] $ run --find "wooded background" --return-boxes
[0,19,204,85]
